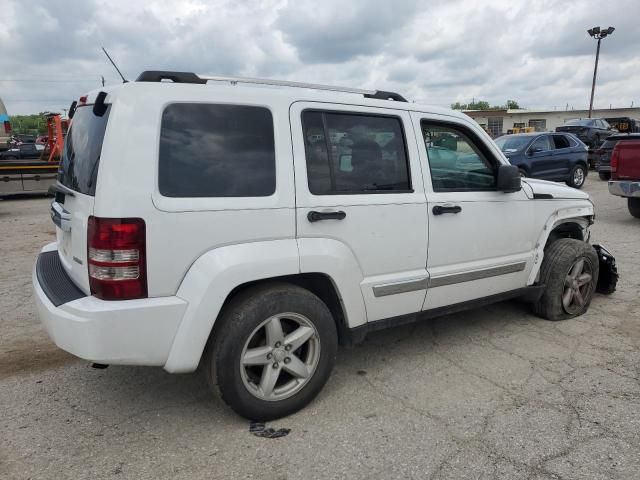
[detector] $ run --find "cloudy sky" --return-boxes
[1,0,639,114]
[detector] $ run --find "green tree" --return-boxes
[9,113,49,135]
[451,99,523,111]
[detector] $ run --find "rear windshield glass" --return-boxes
[159,103,276,197]
[564,119,594,127]
[58,105,110,196]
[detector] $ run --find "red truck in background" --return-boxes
[608,140,640,218]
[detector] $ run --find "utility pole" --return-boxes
[587,26,615,118]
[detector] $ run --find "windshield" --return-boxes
[564,119,594,127]
[58,105,110,196]
[494,135,530,153]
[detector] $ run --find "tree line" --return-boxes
[451,100,521,111]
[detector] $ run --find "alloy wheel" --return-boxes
[562,257,593,314]
[240,313,320,401]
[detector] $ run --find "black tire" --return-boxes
[598,171,611,181]
[628,198,640,219]
[533,239,599,321]
[204,283,338,420]
[518,168,528,178]
[567,164,587,189]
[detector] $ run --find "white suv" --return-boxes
[34,71,609,420]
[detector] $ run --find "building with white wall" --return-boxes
[464,107,640,137]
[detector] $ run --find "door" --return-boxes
[53,103,111,293]
[527,135,556,178]
[550,134,573,179]
[291,102,429,322]
[411,113,537,310]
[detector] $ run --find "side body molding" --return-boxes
[164,239,300,373]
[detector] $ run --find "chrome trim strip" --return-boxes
[428,262,527,288]
[372,278,429,298]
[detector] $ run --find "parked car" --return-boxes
[594,133,640,180]
[494,132,589,188]
[608,139,640,218]
[556,118,617,148]
[0,143,42,160]
[34,71,613,420]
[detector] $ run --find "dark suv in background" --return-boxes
[494,132,589,188]
[595,133,640,180]
[556,118,617,148]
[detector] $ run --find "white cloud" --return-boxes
[1,0,638,114]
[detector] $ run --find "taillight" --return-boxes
[3,121,10,133]
[87,217,147,300]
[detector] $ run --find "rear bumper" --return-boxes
[33,244,187,367]
[608,180,640,198]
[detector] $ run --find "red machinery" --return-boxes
[41,114,69,162]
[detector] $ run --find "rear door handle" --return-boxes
[432,204,462,215]
[307,210,347,222]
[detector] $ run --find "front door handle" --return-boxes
[307,210,347,222]
[432,204,462,215]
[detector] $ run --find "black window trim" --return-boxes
[420,118,501,193]
[301,108,414,195]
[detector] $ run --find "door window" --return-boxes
[552,135,571,149]
[421,121,497,192]
[302,111,411,194]
[529,135,553,152]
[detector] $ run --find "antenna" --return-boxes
[101,47,127,83]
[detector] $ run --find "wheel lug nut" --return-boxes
[285,344,292,351]
[266,353,272,359]
[273,363,279,369]
[275,342,281,348]
[284,357,291,364]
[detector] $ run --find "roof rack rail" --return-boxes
[135,70,408,102]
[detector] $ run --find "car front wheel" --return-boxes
[205,283,338,420]
[533,239,599,320]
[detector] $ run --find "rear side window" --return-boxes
[159,103,275,197]
[58,105,110,196]
[552,135,571,149]
[302,111,410,194]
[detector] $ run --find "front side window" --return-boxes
[529,135,553,152]
[159,103,275,197]
[302,111,410,194]
[421,122,496,192]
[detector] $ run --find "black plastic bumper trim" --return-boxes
[36,251,87,307]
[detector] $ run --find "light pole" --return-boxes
[587,26,614,118]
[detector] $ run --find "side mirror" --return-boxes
[528,147,542,155]
[497,164,522,193]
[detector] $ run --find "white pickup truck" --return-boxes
[33,71,614,420]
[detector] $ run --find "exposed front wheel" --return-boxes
[205,283,338,420]
[533,239,599,320]
[567,164,586,189]
[628,198,640,219]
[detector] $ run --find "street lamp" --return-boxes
[587,26,615,118]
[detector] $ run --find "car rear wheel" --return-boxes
[598,171,611,181]
[567,164,586,189]
[533,239,599,321]
[628,198,640,219]
[205,283,338,420]
[518,168,527,178]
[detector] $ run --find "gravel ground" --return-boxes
[1,177,639,480]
